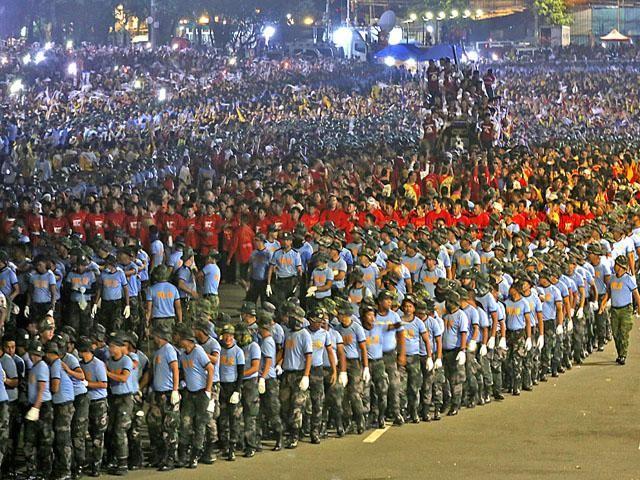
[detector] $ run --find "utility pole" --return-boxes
[150,0,158,48]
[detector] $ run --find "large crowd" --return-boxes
[0,40,640,480]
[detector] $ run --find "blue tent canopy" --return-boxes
[374,43,463,62]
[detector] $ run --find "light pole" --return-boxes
[150,0,157,48]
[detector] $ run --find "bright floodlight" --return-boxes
[303,16,314,25]
[405,58,417,69]
[467,50,479,62]
[66,39,73,49]
[384,56,395,67]
[425,11,434,20]
[22,54,31,65]
[426,25,434,33]
[44,42,54,51]
[172,42,179,50]
[263,25,276,42]
[333,27,352,48]
[228,56,237,66]
[437,11,446,19]
[409,13,418,21]
[9,79,24,95]
[491,52,499,61]
[463,9,471,18]
[388,27,403,45]
[451,9,459,18]
[35,51,46,64]
[67,62,78,76]
[158,87,167,102]
[476,9,483,17]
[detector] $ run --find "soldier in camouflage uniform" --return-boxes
[124,332,147,471]
[174,324,215,469]
[361,302,389,428]
[236,323,261,457]
[0,370,8,476]
[505,282,533,396]
[23,341,55,480]
[280,306,312,448]
[218,324,245,461]
[78,336,109,477]
[46,342,75,480]
[256,310,284,450]
[144,326,181,471]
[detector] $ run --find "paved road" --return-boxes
[120,286,640,480]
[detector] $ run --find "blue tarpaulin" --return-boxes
[374,43,463,63]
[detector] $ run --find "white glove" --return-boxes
[537,335,544,350]
[46,309,54,317]
[498,337,507,351]
[569,308,574,319]
[589,301,598,311]
[258,377,266,394]
[332,270,339,276]
[266,285,272,297]
[434,358,442,369]
[24,305,30,318]
[426,357,434,371]
[12,304,19,315]
[362,367,371,383]
[82,380,89,387]
[207,398,216,413]
[229,391,240,405]
[306,286,317,297]
[123,305,131,319]
[205,391,212,399]
[468,340,477,352]
[91,304,98,318]
[525,337,532,351]
[605,300,611,309]
[25,407,40,421]
[577,307,584,319]
[299,375,310,391]
[170,391,180,406]
[275,365,283,376]
[456,351,466,365]
[338,371,348,387]
[479,344,488,357]
[487,336,496,350]
[556,324,564,335]
[567,320,574,332]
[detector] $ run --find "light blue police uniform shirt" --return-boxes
[182,344,211,392]
[81,357,108,400]
[442,309,469,350]
[282,328,312,371]
[50,358,75,404]
[28,359,52,404]
[152,343,178,392]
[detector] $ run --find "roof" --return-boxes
[600,29,631,42]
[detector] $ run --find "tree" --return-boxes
[534,0,572,26]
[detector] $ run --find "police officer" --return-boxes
[307,308,335,443]
[0,356,9,476]
[588,244,610,352]
[46,341,75,480]
[198,251,221,321]
[175,248,198,324]
[0,251,20,330]
[144,326,180,470]
[247,234,271,304]
[280,306,312,448]
[118,248,142,336]
[538,268,564,379]
[26,256,57,326]
[218,324,245,461]
[416,299,443,421]
[0,334,22,477]
[267,232,303,309]
[361,302,389,428]
[504,282,533,396]
[600,255,640,365]
[145,265,182,331]
[123,332,146,471]
[256,310,284,451]
[105,332,134,476]
[78,336,108,478]
[23,340,55,480]
[94,255,130,333]
[174,324,214,468]
[64,255,97,337]
[236,322,261,457]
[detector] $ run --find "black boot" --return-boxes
[273,432,283,451]
[225,444,236,461]
[200,447,217,464]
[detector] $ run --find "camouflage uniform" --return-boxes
[179,390,210,461]
[308,366,325,439]
[280,370,308,437]
[100,299,123,333]
[364,358,388,425]
[553,328,564,375]
[506,329,527,392]
[522,325,536,389]
[66,302,94,338]
[107,394,133,469]
[242,377,260,451]
[464,349,480,406]
[53,402,75,478]
[420,357,444,416]
[611,304,634,359]
[128,392,146,468]
[382,351,401,420]
[260,378,283,441]
[594,309,609,350]
[23,402,55,478]
[343,358,365,428]
[399,355,422,419]
[0,402,8,469]
[126,296,141,337]
[202,383,220,462]
[71,392,90,474]
[87,398,108,472]
[477,350,493,400]
[541,320,556,377]
[322,367,343,434]
[147,392,180,466]
[219,382,243,449]
[443,349,466,410]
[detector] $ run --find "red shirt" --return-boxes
[300,212,321,231]
[198,214,221,249]
[106,211,126,234]
[85,213,106,239]
[161,212,184,239]
[425,209,452,229]
[67,211,87,239]
[319,208,349,231]
[45,217,69,237]
[124,215,141,238]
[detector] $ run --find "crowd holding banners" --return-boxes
[1,40,640,479]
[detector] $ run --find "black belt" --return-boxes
[91,397,107,402]
[54,400,74,407]
[612,304,631,310]
[204,293,218,298]
[276,276,295,280]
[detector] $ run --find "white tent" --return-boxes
[600,29,631,42]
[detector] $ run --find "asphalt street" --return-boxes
[119,285,640,480]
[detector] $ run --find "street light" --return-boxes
[476,9,483,18]
[67,62,78,76]
[425,11,434,20]
[198,14,210,25]
[409,12,418,21]
[463,9,471,18]
[263,25,276,44]
[437,11,446,19]
[451,9,459,18]
[66,39,73,50]
[303,16,314,25]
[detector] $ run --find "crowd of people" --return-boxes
[0,40,640,480]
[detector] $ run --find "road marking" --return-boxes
[363,426,390,443]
